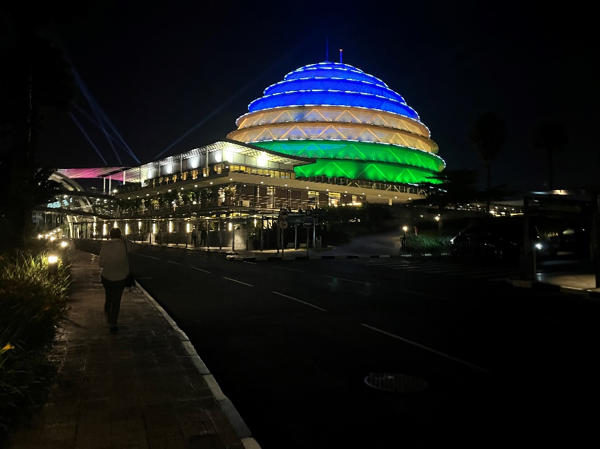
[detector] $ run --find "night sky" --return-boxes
[36,0,598,192]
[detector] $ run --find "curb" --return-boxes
[229,254,393,262]
[135,282,261,449]
[507,279,600,299]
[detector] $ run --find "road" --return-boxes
[79,241,600,448]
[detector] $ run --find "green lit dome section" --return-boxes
[227,61,444,184]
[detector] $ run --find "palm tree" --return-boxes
[468,112,506,214]
[533,120,568,190]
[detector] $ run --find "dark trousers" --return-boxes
[101,276,126,326]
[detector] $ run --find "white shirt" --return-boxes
[99,238,134,281]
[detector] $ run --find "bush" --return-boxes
[0,252,70,442]
[402,235,452,253]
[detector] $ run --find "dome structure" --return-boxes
[227,61,445,185]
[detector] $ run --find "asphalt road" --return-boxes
[79,241,600,448]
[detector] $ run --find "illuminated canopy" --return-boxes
[227,61,445,184]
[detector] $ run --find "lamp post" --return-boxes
[402,226,408,250]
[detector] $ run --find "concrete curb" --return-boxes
[135,282,261,449]
[229,254,393,262]
[507,279,600,299]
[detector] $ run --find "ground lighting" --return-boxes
[48,254,59,276]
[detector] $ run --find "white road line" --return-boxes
[323,275,369,285]
[191,267,211,274]
[361,324,490,374]
[274,266,305,273]
[138,254,160,260]
[223,277,253,287]
[167,260,181,265]
[272,291,326,311]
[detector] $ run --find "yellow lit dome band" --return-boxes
[228,122,437,153]
[234,106,432,139]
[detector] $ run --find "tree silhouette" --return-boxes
[0,5,76,251]
[412,169,480,213]
[468,112,506,214]
[533,120,568,190]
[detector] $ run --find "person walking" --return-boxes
[191,226,198,247]
[200,228,207,247]
[99,227,134,334]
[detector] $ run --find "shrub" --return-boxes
[402,235,452,252]
[0,252,70,442]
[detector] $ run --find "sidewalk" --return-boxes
[511,271,600,297]
[7,250,259,449]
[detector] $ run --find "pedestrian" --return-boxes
[99,227,135,334]
[191,226,198,246]
[200,228,207,247]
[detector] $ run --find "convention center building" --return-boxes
[49,61,445,249]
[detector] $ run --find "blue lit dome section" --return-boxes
[227,61,445,185]
[248,62,419,120]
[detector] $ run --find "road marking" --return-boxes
[167,260,181,265]
[323,275,368,285]
[223,277,253,287]
[191,267,211,274]
[361,324,490,373]
[272,291,326,311]
[138,254,160,260]
[274,266,305,273]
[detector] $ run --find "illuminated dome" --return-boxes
[227,61,445,184]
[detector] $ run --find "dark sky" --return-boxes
[36,0,598,192]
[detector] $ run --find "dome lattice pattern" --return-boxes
[227,61,444,184]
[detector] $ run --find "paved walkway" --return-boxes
[7,250,259,449]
